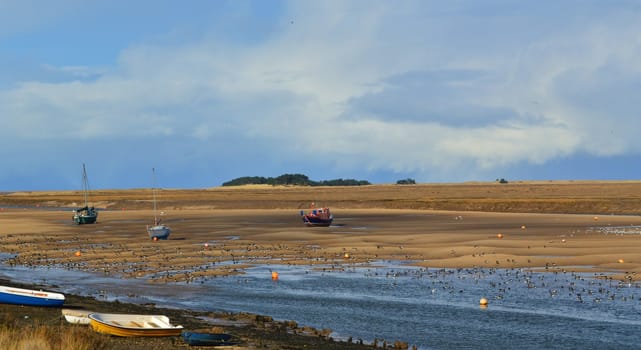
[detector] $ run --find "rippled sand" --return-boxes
[1,207,640,282]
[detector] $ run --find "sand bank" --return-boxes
[1,208,640,281]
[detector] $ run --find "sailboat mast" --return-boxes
[82,163,89,207]
[152,168,158,222]
[146,167,170,239]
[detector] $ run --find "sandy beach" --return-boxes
[1,182,641,349]
[2,181,641,281]
[1,207,640,282]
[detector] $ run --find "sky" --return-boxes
[2,0,641,191]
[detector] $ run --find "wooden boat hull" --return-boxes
[88,313,183,337]
[181,331,233,346]
[147,225,171,240]
[0,285,65,307]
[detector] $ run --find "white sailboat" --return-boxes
[146,168,171,240]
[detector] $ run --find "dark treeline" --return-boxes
[222,173,371,187]
[396,178,416,185]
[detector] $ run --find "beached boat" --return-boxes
[300,203,333,227]
[88,313,183,337]
[62,307,93,325]
[181,331,234,346]
[147,221,171,240]
[0,285,65,307]
[146,168,171,240]
[73,163,98,224]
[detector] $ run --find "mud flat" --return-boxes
[1,205,641,281]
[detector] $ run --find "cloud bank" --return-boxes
[1,0,641,190]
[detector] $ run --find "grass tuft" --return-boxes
[0,323,108,350]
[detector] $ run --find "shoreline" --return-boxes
[0,278,374,350]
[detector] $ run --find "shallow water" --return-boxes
[1,261,640,349]
[587,225,641,235]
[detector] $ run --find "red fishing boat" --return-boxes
[300,203,333,227]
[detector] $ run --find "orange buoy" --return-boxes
[74,251,81,257]
[479,297,488,306]
[204,243,209,248]
[497,233,503,239]
[618,259,625,264]
[344,252,350,259]
[521,225,526,230]
[593,216,599,221]
[271,271,279,281]
[561,239,566,243]
[153,236,158,241]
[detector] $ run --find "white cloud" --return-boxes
[2,0,641,188]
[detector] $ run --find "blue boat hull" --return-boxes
[182,331,233,346]
[0,289,65,307]
[73,213,98,225]
[147,225,171,240]
[302,215,333,227]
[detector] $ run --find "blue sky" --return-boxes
[2,0,641,191]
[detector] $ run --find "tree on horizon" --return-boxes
[222,173,370,187]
